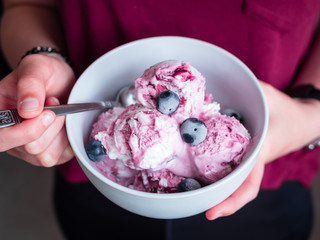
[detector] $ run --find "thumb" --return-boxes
[16,55,50,119]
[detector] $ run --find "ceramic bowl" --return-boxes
[66,36,268,219]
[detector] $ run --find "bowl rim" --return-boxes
[66,36,269,199]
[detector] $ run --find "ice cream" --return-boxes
[135,60,206,123]
[91,104,182,170]
[86,60,250,193]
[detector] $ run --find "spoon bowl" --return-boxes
[44,84,135,116]
[116,85,136,107]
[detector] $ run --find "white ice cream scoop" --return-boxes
[0,85,136,128]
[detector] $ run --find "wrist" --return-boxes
[289,84,320,150]
[288,84,320,100]
[19,46,75,74]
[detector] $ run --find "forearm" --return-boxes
[290,22,320,146]
[260,83,320,164]
[261,24,320,163]
[1,0,65,68]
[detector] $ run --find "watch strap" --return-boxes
[288,84,320,150]
[289,84,320,100]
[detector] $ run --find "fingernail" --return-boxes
[40,154,56,167]
[20,98,39,111]
[42,112,55,127]
[207,212,221,221]
[62,145,74,159]
[51,97,60,105]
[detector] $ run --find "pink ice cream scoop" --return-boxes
[165,101,250,184]
[191,113,251,184]
[91,104,184,193]
[87,60,251,193]
[92,104,183,170]
[135,60,206,123]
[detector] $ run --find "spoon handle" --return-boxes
[0,109,23,128]
[44,101,117,116]
[0,101,118,129]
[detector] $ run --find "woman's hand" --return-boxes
[0,54,76,167]
[205,81,320,220]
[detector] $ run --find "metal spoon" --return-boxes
[0,85,136,128]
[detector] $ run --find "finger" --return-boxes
[16,55,54,119]
[205,159,265,220]
[43,97,75,165]
[0,110,56,152]
[6,148,41,166]
[0,71,19,108]
[23,97,64,155]
[58,144,75,165]
[45,96,60,106]
[35,126,72,167]
[23,114,65,155]
[7,127,74,167]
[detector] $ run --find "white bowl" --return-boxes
[66,36,268,219]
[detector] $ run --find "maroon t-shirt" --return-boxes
[58,0,320,189]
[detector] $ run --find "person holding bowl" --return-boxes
[0,0,320,239]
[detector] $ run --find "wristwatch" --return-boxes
[289,84,320,150]
[288,84,320,100]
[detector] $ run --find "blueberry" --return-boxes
[222,108,244,123]
[177,178,201,192]
[85,139,106,162]
[180,118,207,145]
[156,90,180,114]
